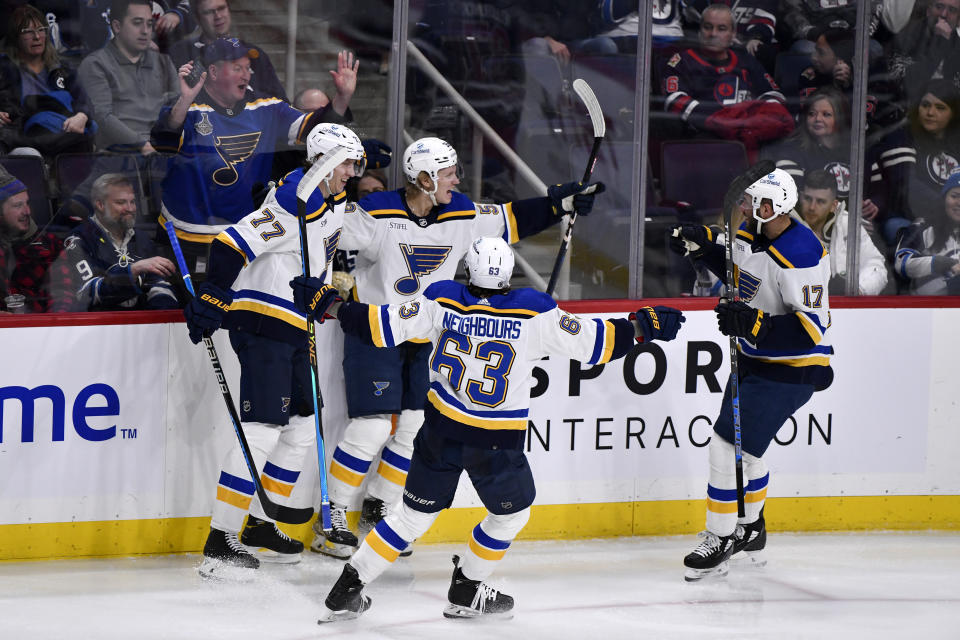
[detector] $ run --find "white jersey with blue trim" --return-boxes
[732,220,832,368]
[338,190,519,306]
[364,281,621,438]
[213,173,346,339]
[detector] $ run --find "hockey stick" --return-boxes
[294,146,350,532]
[164,223,314,525]
[721,159,775,519]
[546,78,605,297]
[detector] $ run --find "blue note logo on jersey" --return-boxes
[394,244,452,296]
[737,267,762,302]
[212,132,262,186]
[373,381,390,396]
[324,229,342,269]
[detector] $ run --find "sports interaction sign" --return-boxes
[0,305,952,527]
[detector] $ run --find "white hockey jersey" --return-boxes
[210,169,346,344]
[339,189,519,306]
[357,280,632,449]
[729,220,833,386]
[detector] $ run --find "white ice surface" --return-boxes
[2,532,959,640]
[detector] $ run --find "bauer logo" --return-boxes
[0,383,123,443]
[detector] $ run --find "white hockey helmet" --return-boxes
[745,168,798,221]
[465,236,514,291]
[403,137,461,192]
[306,123,366,176]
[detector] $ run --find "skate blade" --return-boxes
[731,549,767,568]
[247,547,303,564]
[442,603,514,620]
[198,558,258,582]
[309,536,355,559]
[683,560,730,582]
[317,596,372,624]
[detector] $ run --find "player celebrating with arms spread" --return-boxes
[669,168,834,581]
[301,237,685,621]
[183,122,365,578]
[311,137,605,558]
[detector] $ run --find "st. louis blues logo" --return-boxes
[212,131,262,186]
[736,266,762,302]
[324,229,342,268]
[394,244,452,296]
[373,381,390,396]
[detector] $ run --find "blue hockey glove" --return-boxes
[548,181,605,216]
[715,300,770,343]
[290,276,342,322]
[183,282,232,344]
[630,305,686,342]
[668,224,715,259]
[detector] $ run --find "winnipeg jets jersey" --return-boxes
[363,281,630,449]
[730,220,833,377]
[339,189,520,305]
[211,169,346,344]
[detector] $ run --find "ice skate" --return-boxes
[683,530,734,582]
[359,497,413,557]
[310,503,358,559]
[317,564,371,623]
[198,527,260,580]
[731,510,767,568]
[240,516,303,564]
[443,555,514,619]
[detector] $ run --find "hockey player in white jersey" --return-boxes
[309,136,605,558]
[183,122,365,578]
[669,168,834,581]
[307,237,686,621]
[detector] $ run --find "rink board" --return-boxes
[0,300,958,560]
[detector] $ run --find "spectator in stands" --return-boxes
[0,4,96,157]
[683,0,779,72]
[886,0,960,105]
[895,170,960,295]
[346,167,387,203]
[152,37,351,279]
[762,86,915,246]
[0,169,64,313]
[796,169,889,295]
[169,0,288,100]
[660,3,792,156]
[521,1,617,64]
[77,0,179,155]
[294,88,331,111]
[799,27,855,98]
[908,79,960,219]
[51,173,178,312]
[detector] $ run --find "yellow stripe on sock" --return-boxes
[468,536,507,561]
[706,498,739,514]
[376,461,407,486]
[330,462,366,487]
[216,487,253,510]
[367,531,400,562]
[261,475,294,497]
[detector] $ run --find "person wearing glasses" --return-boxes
[0,4,95,157]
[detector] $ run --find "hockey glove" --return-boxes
[630,305,686,342]
[715,300,770,343]
[290,276,342,322]
[548,181,606,216]
[667,224,715,259]
[183,282,232,344]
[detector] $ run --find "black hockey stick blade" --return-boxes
[722,160,775,223]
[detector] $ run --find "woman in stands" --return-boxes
[762,86,914,248]
[0,4,95,158]
[895,171,960,296]
[907,79,960,221]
